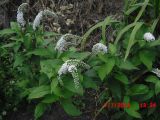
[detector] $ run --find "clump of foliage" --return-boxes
[1,1,160,120]
[0,32,21,119]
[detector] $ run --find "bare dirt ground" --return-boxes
[1,0,123,120]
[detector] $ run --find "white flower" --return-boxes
[33,10,58,30]
[17,3,28,27]
[68,65,79,88]
[58,59,90,88]
[17,11,26,27]
[68,65,77,73]
[55,34,82,52]
[58,62,68,76]
[152,68,160,78]
[55,35,68,52]
[144,32,155,42]
[33,11,43,30]
[92,43,108,55]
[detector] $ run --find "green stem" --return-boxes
[131,69,148,83]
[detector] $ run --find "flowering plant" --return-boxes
[1,1,160,120]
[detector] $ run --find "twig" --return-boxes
[93,97,112,120]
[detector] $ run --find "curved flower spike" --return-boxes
[17,3,29,27]
[55,33,82,52]
[58,59,90,89]
[33,10,58,30]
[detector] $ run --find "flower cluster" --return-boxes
[92,43,108,55]
[55,34,69,52]
[144,32,155,42]
[152,68,160,78]
[33,11,43,30]
[55,34,81,52]
[58,59,90,88]
[17,3,29,27]
[33,10,58,30]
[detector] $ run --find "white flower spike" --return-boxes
[17,11,26,27]
[152,68,160,78]
[58,59,90,89]
[55,35,68,52]
[17,3,28,27]
[33,11,43,30]
[144,32,155,42]
[92,43,108,55]
[33,10,58,30]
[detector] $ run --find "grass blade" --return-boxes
[134,0,149,22]
[81,21,103,49]
[124,22,143,61]
[151,17,159,33]
[101,17,111,44]
[114,23,136,45]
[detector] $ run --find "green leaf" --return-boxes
[145,75,159,84]
[28,85,50,99]
[0,28,15,36]
[108,79,122,100]
[125,5,140,16]
[43,31,58,37]
[2,42,15,48]
[149,39,160,47]
[102,17,113,44]
[98,58,115,80]
[134,0,149,22]
[81,16,117,48]
[63,78,84,95]
[10,22,20,31]
[124,100,141,118]
[125,109,141,118]
[61,100,81,116]
[115,23,136,45]
[118,59,138,70]
[26,48,53,57]
[127,84,149,96]
[151,18,159,33]
[69,52,90,60]
[81,21,103,48]
[83,76,98,90]
[109,43,117,55]
[51,85,64,97]
[138,90,154,102]
[34,103,47,120]
[23,34,32,50]
[123,96,130,103]
[115,72,129,84]
[41,94,59,103]
[124,22,143,60]
[40,60,61,79]
[139,50,155,70]
[155,81,160,95]
[13,54,25,68]
[51,78,58,93]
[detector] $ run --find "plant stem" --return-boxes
[131,69,148,83]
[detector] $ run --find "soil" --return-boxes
[1,0,123,120]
